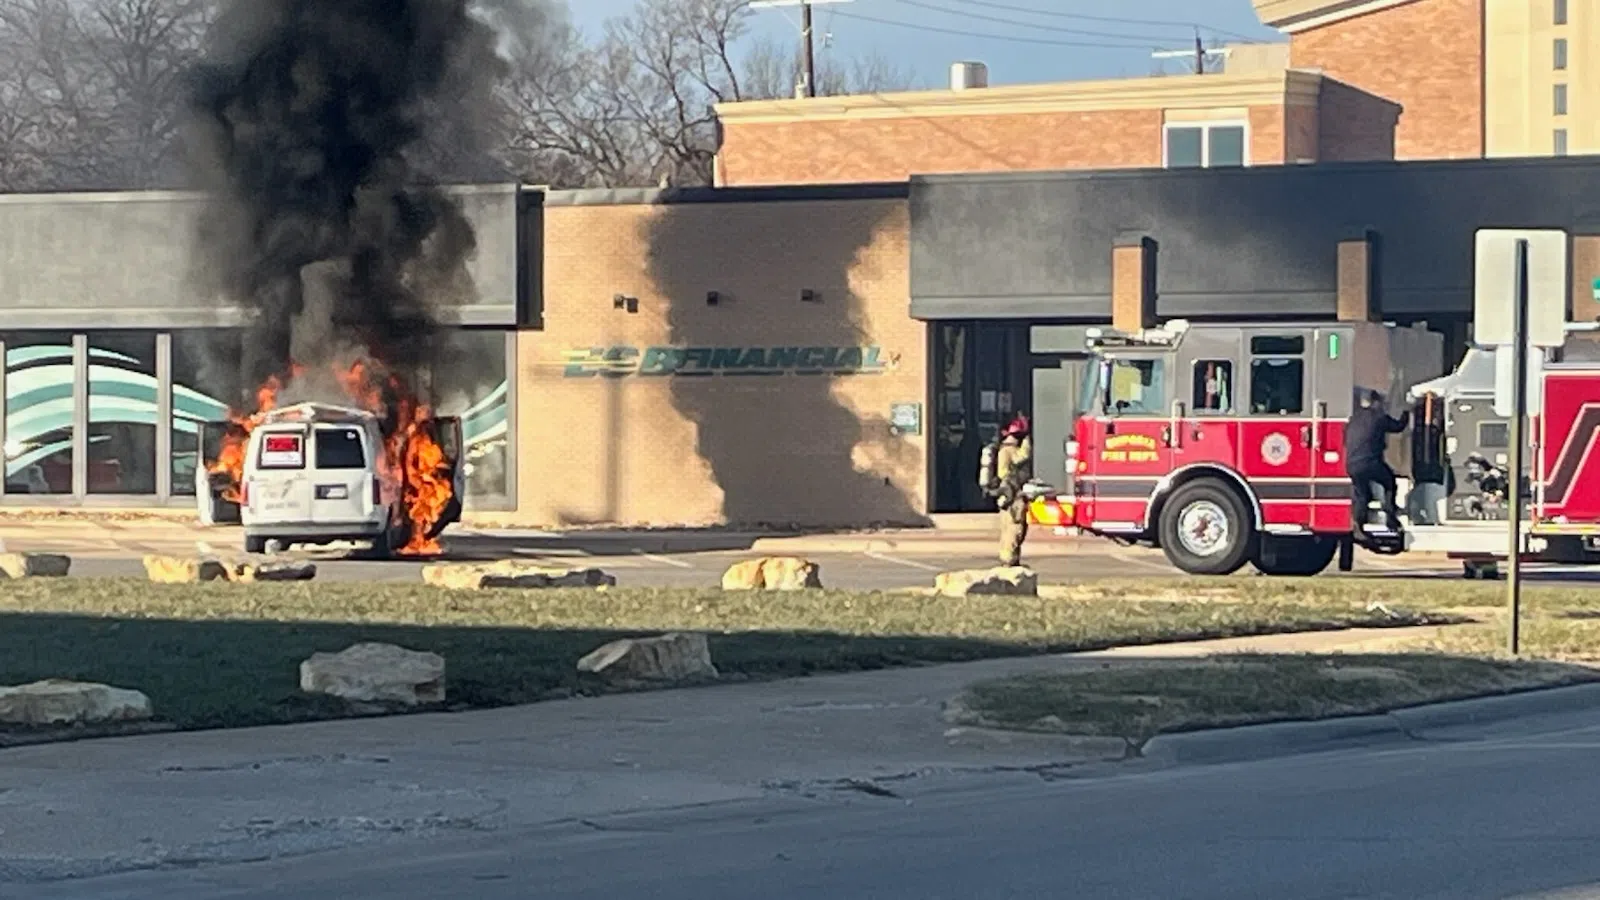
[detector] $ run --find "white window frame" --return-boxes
[1162,120,1251,169]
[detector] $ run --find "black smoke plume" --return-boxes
[183,0,529,413]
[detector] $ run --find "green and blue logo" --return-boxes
[562,345,890,378]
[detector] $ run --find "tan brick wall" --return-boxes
[1290,0,1483,160]
[1316,79,1401,161]
[1284,102,1321,162]
[1572,234,1600,323]
[717,109,1164,186]
[1336,236,1376,321]
[1249,106,1289,164]
[517,197,927,528]
[1111,241,1156,333]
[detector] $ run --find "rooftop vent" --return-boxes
[950,61,988,91]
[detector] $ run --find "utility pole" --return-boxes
[1151,44,1228,76]
[749,0,853,98]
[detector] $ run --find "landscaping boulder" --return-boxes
[720,556,823,591]
[422,560,615,590]
[0,552,71,579]
[935,566,1038,598]
[222,558,318,583]
[0,679,152,726]
[143,554,228,584]
[299,643,445,706]
[577,632,718,683]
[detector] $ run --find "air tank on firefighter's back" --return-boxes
[1408,392,1448,525]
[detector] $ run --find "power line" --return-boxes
[829,10,1161,48]
[940,0,1263,42]
[890,0,1198,42]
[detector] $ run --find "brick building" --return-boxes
[7,2,1600,529]
[715,0,1590,185]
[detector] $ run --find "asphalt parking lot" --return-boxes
[0,520,1538,590]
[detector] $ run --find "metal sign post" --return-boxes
[1507,238,1531,657]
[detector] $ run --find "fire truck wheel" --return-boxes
[1252,536,1338,577]
[1158,480,1256,576]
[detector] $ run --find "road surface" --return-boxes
[0,518,1532,590]
[33,703,1600,900]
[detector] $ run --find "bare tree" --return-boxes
[501,0,921,188]
[0,0,918,192]
[0,0,209,190]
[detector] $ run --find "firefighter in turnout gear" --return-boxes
[979,414,1033,566]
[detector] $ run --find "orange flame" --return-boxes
[208,360,455,557]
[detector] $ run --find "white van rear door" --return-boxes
[309,425,373,525]
[246,428,313,523]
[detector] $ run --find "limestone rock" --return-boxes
[577,632,717,683]
[935,566,1039,598]
[223,558,318,583]
[422,561,615,590]
[0,679,152,726]
[0,552,71,579]
[143,554,227,584]
[720,556,823,591]
[299,643,445,706]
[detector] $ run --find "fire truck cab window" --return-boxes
[1106,358,1166,415]
[1250,358,1305,415]
[314,428,367,470]
[1250,335,1305,355]
[1192,360,1234,413]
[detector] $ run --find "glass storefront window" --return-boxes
[170,330,243,498]
[87,331,159,495]
[3,331,77,495]
[431,329,510,502]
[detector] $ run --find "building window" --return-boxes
[1555,128,1570,156]
[171,330,243,498]
[87,331,158,495]
[1164,123,1247,168]
[1555,38,1569,70]
[3,332,77,495]
[1555,83,1569,115]
[1192,360,1233,413]
[1556,0,1568,25]
[432,329,511,502]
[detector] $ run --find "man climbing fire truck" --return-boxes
[1037,317,1600,578]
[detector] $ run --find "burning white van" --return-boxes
[237,402,463,557]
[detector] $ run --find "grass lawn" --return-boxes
[947,653,1600,743]
[0,576,1469,734]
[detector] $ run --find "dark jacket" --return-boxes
[1345,405,1410,472]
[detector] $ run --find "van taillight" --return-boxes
[372,478,381,505]
[240,480,249,505]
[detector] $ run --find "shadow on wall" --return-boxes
[643,198,926,529]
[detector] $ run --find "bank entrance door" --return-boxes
[932,322,1093,512]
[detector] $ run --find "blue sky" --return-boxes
[569,0,1283,86]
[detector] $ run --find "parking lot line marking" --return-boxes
[631,549,694,568]
[864,551,942,572]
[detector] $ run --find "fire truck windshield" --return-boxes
[1078,357,1106,416]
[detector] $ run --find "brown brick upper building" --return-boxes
[714,0,1580,186]
[1261,0,1487,160]
[714,69,1399,187]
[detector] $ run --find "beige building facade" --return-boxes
[516,188,931,528]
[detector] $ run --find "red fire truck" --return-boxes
[1039,318,1600,577]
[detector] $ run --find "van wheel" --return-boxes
[1159,480,1256,576]
[1253,536,1338,577]
[244,536,268,555]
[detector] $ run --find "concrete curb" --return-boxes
[1139,681,1600,767]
